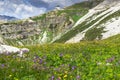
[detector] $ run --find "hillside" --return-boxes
[0,0,120,46]
[54,0,120,43]
[0,0,101,46]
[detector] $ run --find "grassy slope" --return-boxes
[0,34,120,79]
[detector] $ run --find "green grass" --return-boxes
[84,27,105,41]
[0,34,120,79]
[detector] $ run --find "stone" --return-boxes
[0,45,29,57]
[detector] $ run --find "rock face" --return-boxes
[0,9,75,45]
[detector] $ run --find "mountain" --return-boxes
[0,0,85,19]
[0,15,17,21]
[54,0,120,43]
[0,0,120,46]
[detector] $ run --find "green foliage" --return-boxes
[84,27,105,41]
[95,10,120,27]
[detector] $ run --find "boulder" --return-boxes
[0,45,29,57]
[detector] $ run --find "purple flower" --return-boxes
[72,66,76,70]
[34,55,39,59]
[51,76,55,80]
[106,57,115,63]
[39,59,43,64]
[1,64,5,68]
[76,75,80,80]
[59,53,63,57]
[33,59,37,63]
[20,48,29,53]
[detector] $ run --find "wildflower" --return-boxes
[34,55,39,59]
[106,57,115,63]
[76,75,80,80]
[1,64,5,68]
[64,71,68,74]
[51,76,55,80]
[64,75,67,78]
[72,66,76,70]
[59,53,63,57]
[20,48,29,53]
[39,59,43,64]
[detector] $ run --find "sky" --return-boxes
[0,0,86,19]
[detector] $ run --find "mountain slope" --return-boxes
[1,0,120,45]
[54,0,120,43]
[0,1,95,46]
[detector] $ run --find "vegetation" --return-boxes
[95,10,120,27]
[0,34,120,80]
[84,27,105,41]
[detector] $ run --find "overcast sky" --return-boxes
[0,0,86,19]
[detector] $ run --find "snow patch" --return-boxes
[102,17,120,39]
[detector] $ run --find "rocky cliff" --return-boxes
[0,9,77,45]
[0,0,106,45]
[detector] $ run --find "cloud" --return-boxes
[14,5,47,19]
[0,0,86,19]
[0,1,47,19]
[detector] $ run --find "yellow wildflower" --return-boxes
[64,74,67,78]
[64,71,68,74]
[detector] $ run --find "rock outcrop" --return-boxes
[0,9,75,45]
[0,45,29,57]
